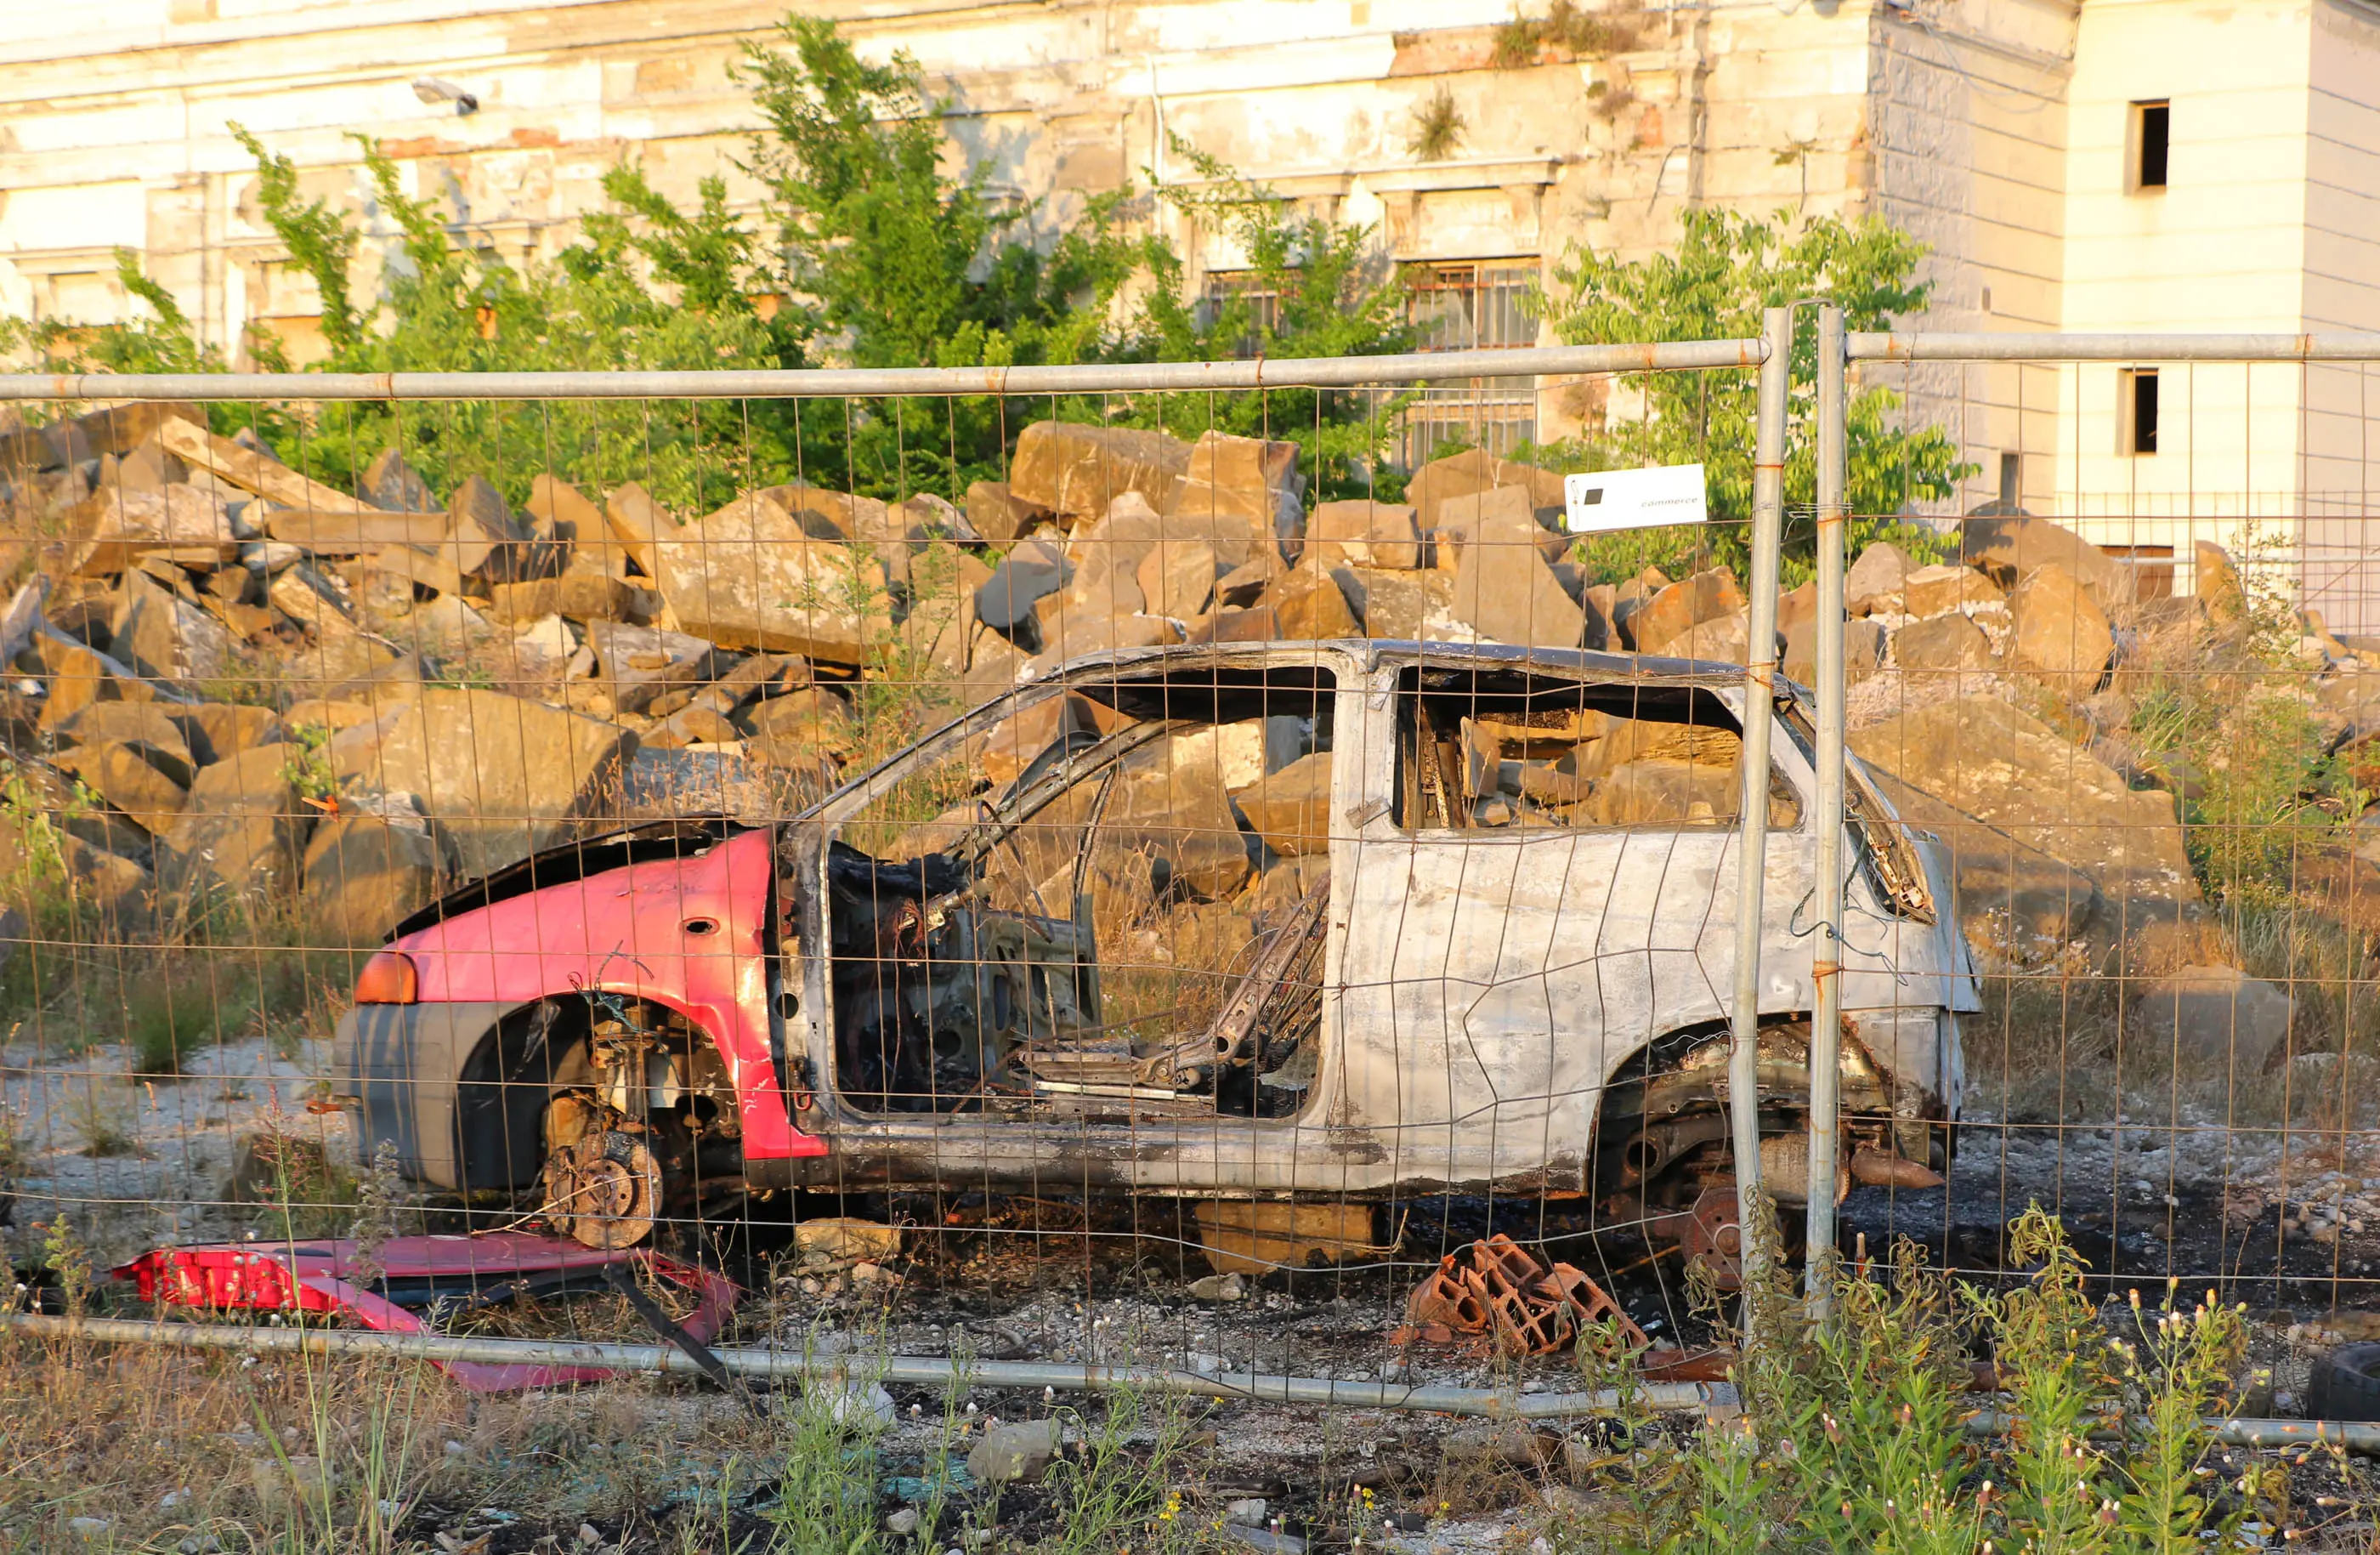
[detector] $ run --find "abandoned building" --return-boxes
[3,0,2378,610]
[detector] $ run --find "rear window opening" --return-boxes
[1392,667,1799,831]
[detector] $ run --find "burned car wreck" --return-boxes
[332,640,1976,1268]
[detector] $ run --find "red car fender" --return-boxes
[390,826,822,1161]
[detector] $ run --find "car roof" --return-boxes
[1013,637,1777,690]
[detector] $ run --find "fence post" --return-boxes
[1728,305,1794,1312]
[1805,303,1850,1315]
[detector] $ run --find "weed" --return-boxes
[1407,86,1467,162]
[39,1213,94,1317]
[1493,1,1644,68]
[246,1122,361,1240]
[278,720,339,806]
[1035,1384,1194,1555]
[67,1078,142,1157]
[1540,1205,2257,1555]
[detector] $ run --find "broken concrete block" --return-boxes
[1307,499,1420,570]
[1962,513,2126,604]
[156,416,374,518]
[1647,610,1752,664]
[979,693,1102,789]
[444,474,531,582]
[1267,563,1359,640]
[157,745,308,899]
[68,483,242,576]
[54,739,190,834]
[604,480,668,576]
[1139,537,1221,621]
[1782,617,1885,686]
[2132,964,2292,1072]
[652,491,894,665]
[1901,563,2003,619]
[1404,447,1567,531]
[178,702,284,765]
[1891,610,1994,674]
[1844,540,1916,613]
[1590,758,1739,825]
[55,701,196,774]
[301,805,444,945]
[110,568,235,685]
[1450,514,1584,649]
[1849,695,2200,933]
[965,479,1051,544]
[587,618,716,715]
[360,446,439,514]
[1629,568,1746,657]
[525,473,605,548]
[328,687,639,879]
[976,542,1073,639]
[2008,561,2114,684]
[745,686,860,757]
[1168,430,1302,551]
[899,544,993,675]
[2196,541,2248,630]
[26,633,147,732]
[1232,751,1333,856]
[1338,566,1454,640]
[1009,420,1192,526]
[1104,746,1254,897]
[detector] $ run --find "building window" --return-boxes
[1401,260,1539,464]
[1405,261,1538,351]
[2119,368,2159,456]
[1198,272,1281,360]
[1997,451,2020,509]
[2128,99,2169,192]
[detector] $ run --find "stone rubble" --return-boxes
[0,406,2349,1115]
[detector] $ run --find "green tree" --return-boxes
[1126,136,1416,500]
[4,15,1415,515]
[1540,207,1974,578]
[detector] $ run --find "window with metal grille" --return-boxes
[1198,272,1282,360]
[1401,260,1540,466]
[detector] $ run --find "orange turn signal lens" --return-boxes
[354,950,418,1005]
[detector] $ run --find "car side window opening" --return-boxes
[1393,667,1800,831]
[824,667,1338,1121]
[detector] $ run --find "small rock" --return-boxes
[885,1508,921,1536]
[795,1216,904,1264]
[68,1518,112,1539]
[966,1417,1062,1484]
[819,1382,897,1427]
[579,1525,604,1547]
[1226,1497,1270,1526]
[1188,1271,1247,1302]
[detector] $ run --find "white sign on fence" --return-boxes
[1561,463,1708,533]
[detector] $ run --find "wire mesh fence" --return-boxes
[1843,331,2380,1332]
[2,326,2377,1430]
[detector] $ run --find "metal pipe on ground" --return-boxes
[13,1314,2372,1450]
[1962,1410,2380,1455]
[0,339,1768,404]
[0,1312,1717,1421]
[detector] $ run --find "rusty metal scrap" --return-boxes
[1400,1234,1650,1356]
